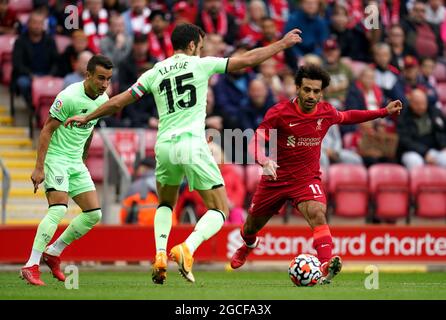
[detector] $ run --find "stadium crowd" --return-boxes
[2,0,446,223]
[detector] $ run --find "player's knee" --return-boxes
[47,204,68,224]
[84,208,102,225]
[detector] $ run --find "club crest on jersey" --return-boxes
[316,118,323,130]
[55,176,64,185]
[287,135,296,147]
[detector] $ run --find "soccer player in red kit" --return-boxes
[230,64,403,284]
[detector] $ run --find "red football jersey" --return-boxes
[256,98,343,185]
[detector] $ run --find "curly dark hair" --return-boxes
[295,64,331,89]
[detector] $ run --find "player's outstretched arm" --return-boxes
[64,91,135,127]
[339,100,403,124]
[31,117,61,193]
[226,29,302,73]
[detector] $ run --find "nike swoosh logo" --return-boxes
[314,195,324,198]
[289,123,299,127]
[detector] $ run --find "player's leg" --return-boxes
[21,191,68,285]
[21,157,69,285]
[152,139,184,284]
[152,182,180,284]
[169,137,228,282]
[230,182,286,269]
[296,199,342,284]
[43,163,100,281]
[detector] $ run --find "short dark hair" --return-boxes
[295,64,331,89]
[87,55,113,73]
[171,23,205,51]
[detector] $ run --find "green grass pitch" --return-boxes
[1,270,446,300]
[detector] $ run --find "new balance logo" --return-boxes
[160,234,167,238]
[81,109,88,113]
[287,135,296,147]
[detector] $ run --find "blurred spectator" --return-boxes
[176,143,246,225]
[33,1,58,36]
[12,11,58,107]
[279,72,297,101]
[350,120,399,167]
[196,0,238,45]
[301,53,322,66]
[81,0,109,54]
[172,0,198,25]
[420,57,437,88]
[122,0,151,37]
[320,124,363,171]
[119,157,177,226]
[100,14,132,76]
[58,30,91,77]
[285,0,328,59]
[239,78,275,131]
[343,66,385,133]
[214,46,256,129]
[322,38,353,109]
[103,0,128,14]
[224,0,247,25]
[328,3,371,62]
[238,0,267,48]
[147,10,173,62]
[401,0,443,59]
[395,55,439,107]
[201,33,227,59]
[378,0,401,28]
[0,0,17,34]
[117,33,158,128]
[372,42,401,102]
[63,50,93,88]
[255,17,287,73]
[425,0,445,25]
[205,87,224,131]
[258,59,283,101]
[397,89,446,169]
[264,0,289,33]
[387,24,418,71]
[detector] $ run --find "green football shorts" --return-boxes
[44,154,96,198]
[155,133,224,191]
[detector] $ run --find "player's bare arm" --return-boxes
[64,91,136,127]
[82,132,94,163]
[227,29,302,72]
[31,117,62,193]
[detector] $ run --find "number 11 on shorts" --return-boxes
[309,184,323,197]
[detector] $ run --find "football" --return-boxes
[288,254,322,287]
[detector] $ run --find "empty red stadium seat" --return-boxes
[54,35,72,54]
[433,62,446,83]
[369,164,409,220]
[145,129,157,157]
[410,165,446,219]
[245,164,263,194]
[31,76,64,127]
[86,157,104,183]
[8,0,33,13]
[328,164,368,217]
[89,131,104,157]
[437,83,446,104]
[0,34,17,85]
[113,129,140,174]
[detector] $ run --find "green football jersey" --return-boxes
[47,81,109,159]
[128,54,228,142]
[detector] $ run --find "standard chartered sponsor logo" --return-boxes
[226,229,446,258]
